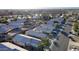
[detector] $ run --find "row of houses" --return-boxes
[0,18,28,40]
[9,18,55,50]
[0,17,38,50]
[0,16,66,51]
[26,25,52,39]
[0,15,44,50]
[7,16,68,51]
[26,17,64,39]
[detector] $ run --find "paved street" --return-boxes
[50,17,73,51]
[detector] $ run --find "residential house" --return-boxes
[25,22,54,39]
[0,24,12,40]
[8,28,22,37]
[26,30,47,39]
[8,19,25,29]
[13,34,41,50]
[34,24,54,33]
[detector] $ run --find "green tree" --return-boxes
[13,16,17,21]
[73,22,79,32]
[38,38,50,50]
[0,17,8,24]
[55,23,60,29]
[63,16,67,23]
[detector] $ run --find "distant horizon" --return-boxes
[1,7,79,10]
[20,7,79,10]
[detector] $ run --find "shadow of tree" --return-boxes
[53,42,60,47]
[61,31,68,37]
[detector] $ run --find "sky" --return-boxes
[0,0,79,9]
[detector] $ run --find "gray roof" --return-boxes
[26,30,47,38]
[47,19,54,25]
[16,19,26,23]
[0,19,26,33]
[13,34,41,47]
[47,17,64,25]
[33,24,54,33]
[9,21,24,29]
[0,25,11,33]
